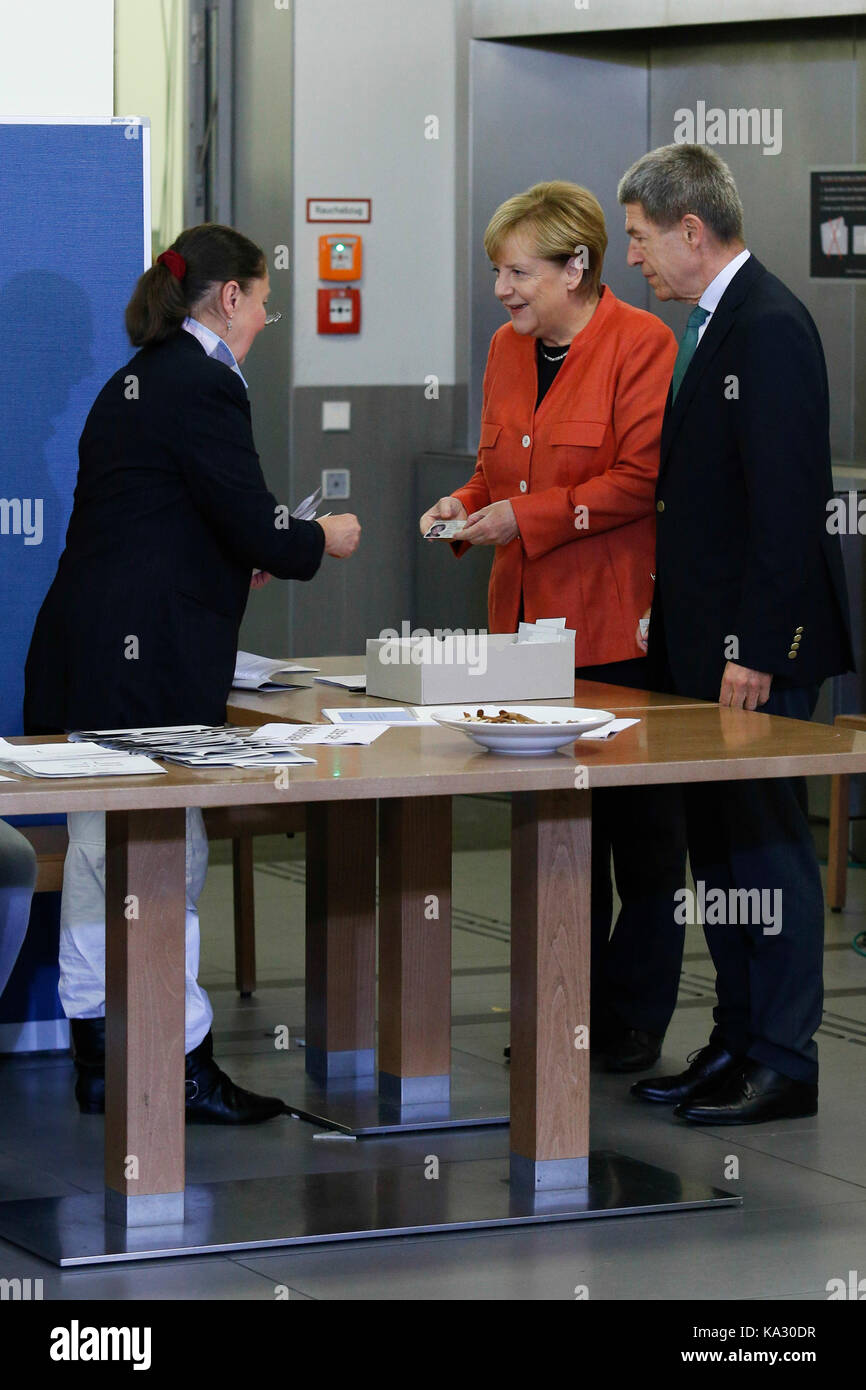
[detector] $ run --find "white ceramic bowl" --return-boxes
[431,705,615,756]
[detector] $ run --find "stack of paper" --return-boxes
[314,674,367,692]
[232,650,318,691]
[0,738,165,779]
[70,726,315,768]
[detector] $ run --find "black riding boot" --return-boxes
[184,1030,288,1124]
[71,1019,287,1124]
[70,1017,106,1114]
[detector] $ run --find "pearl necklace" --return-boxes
[539,342,569,363]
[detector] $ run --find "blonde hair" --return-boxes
[483,180,608,297]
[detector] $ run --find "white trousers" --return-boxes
[59,807,213,1053]
[0,818,37,1000]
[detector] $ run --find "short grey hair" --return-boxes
[617,144,744,244]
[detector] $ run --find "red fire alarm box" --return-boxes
[318,287,361,335]
[318,233,363,281]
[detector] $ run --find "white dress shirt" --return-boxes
[696,248,751,344]
[181,314,248,387]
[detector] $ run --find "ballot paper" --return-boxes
[516,618,569,644]
[579,717,640,740]
[0,739,165,778]
[68,725,209,739]
[322,707,417,725]
[314,674,367,692]
[2,755,166,778]
[69,726,315,768]
[292,485,323,521]
[252,722,388,746]
[0,739,109,758]
[232,650,318,691]
[424,519,466,540]
[165,749,315,767]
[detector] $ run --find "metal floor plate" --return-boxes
[284,1048,509,1134]
[0,1151,741,1266]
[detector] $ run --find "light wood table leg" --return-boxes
[305,801,377,1080]
[377,796,452,1103]
[510,788,591,1192]
[104,808,187,1226]
[827,773,850,912]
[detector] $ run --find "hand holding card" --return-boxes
[418,495,467,538]
[424,519,466,540]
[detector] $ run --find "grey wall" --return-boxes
[646,19,866,463]
[469,36,650,438]
[290,385,466,655]
[233,0,472,658]
[291,0,461,388]
[471,0,866,39]
[233,0,295,657]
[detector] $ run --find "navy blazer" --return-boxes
[649,255,853,701]
[24,331,325,730]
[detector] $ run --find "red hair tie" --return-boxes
[157,249,186,280]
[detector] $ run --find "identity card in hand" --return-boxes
[424,519,466,540]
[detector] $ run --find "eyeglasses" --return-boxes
[264,309,282,325]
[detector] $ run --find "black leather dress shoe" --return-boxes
[604,1028,662,1073]
[674,1060,818,1125]
[630,1042,742,1105]
[184,1031,288,1125]
[71,1021,287,1124]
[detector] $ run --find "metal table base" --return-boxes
[287,1047,509,1135]
[0,1152,740,1267]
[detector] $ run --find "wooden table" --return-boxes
[227,658,711,1132]
[2,677,864,1263]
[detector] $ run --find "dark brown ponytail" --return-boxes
[125,223,267,347]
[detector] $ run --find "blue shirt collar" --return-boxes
[181,315,248,388]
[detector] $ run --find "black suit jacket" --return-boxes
[24,331,325,730]
[648,255,853,702]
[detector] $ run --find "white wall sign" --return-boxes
[306,198,371,223]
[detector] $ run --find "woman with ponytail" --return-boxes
[23,223,361,1124]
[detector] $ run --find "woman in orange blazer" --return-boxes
[420,181,686,1073]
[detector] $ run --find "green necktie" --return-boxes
[671,304,710,401]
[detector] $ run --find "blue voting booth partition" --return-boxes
[0,119,149,1051]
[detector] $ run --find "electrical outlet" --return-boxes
[322,401,351,431]
[322,468,350,500]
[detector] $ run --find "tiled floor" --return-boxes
[0,796,864,1300]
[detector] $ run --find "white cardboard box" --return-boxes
[365,632,576,704]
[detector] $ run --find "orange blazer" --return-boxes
[453,286,677,667]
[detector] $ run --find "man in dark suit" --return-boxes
[618,144,853,1124]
